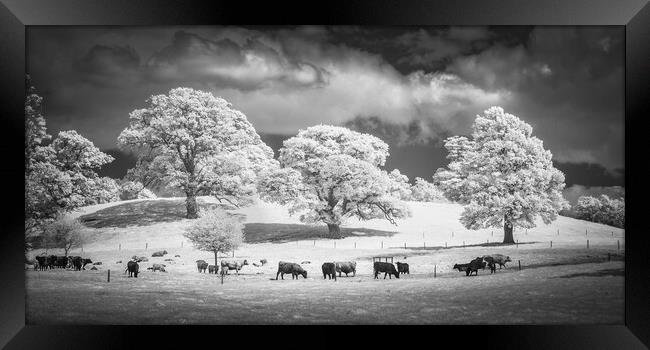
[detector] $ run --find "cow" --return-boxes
[151,250,167,257]
[55,256,67,268]
[81,258,93,270]
[196,260,208,273]
[48,255,57,269]
[396,262,410,275]
[208,265,217,274]
[151,263,167,272]
[276,261,308,280]
[334,261,356,277]
[126,261,139,277]
[483,254,512,269]
[322,263,337,280]
[220,259,248,275]
[466,257,484,276]
[487,261,497,274]
[453,263,469,272]
[373,262,400,279]
[35,256,50,271]
[260,259,267,266]
[71,256,83,271]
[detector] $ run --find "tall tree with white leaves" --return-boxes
[118,88,275,218]
[434,107,569,244]
[259,125,410,238]
[25,77,115,240]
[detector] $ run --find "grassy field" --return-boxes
[26,197,625,324]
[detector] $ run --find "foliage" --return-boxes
[574,194,624,228]
[258,125,410,237]
[118,87,274,217]
[183,210,244,254]
[433,106,569,242]
[43,216,87,256]
[119,180,157,200]
[25,78,114,238]
[410,177,445,202]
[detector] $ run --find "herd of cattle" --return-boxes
[32,251,512,280]
[34,255,94,271]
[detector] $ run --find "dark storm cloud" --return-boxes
[27,26,623,187]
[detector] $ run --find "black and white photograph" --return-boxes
[23,25,626,325]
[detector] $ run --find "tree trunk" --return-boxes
[327,223,341,239]
[503,216,515,244]
[185,191,199,219]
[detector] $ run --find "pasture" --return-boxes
[25,197,625,324]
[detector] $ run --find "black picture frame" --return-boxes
[1,0,648,348]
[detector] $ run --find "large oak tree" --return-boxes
[259,125,410,238]
[118,87,274,218]
[434,107,569,244]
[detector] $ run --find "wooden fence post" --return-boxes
[587,239,589,249]
[550,241,553,248]
[586,229,588,236]
[518,260,521,271]
[107,269,110,282]
[434,265,436,278]
[617,240,620,251]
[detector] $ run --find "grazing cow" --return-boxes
[322,263,337,280]
[56,256,68,268]
[396,262,410,275]
[126,261,139,277]
[373,262,400,279]
[208,265,217,274]
[276,261,308,280]
[483,254,512,269]
[220,259,248,275]
[453,263,469,272]
[196,260,208,273]
[151,263,167,272]
[466,257,484,276]
[335,261,357,277]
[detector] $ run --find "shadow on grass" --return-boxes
[399,241,539,251]
[79,199,238,228]
[553,268,624,278]
[243,223,396,243]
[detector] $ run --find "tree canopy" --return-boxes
[118,87,275,218]
[434,106,569,243]
[259,125,410,238]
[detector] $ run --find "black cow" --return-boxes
[55,256,67,268]
[396,262,410,275]
[466,257,484,276]
[71,256,83,271]
[276,261,308,280]
[453,263,469,272]
[151,250,167,257]
[126,261,139,277]
[374,262,400,279]
[35,256,50,271]
[322,263,337,280]
[335,261,357,277]
[81,258,93,270]
[487,261,497,274]
[208,265,217,274]
[196,260,208,273]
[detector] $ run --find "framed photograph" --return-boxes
[1,0,648,348]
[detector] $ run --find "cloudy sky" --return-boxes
[27,26,624,192]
